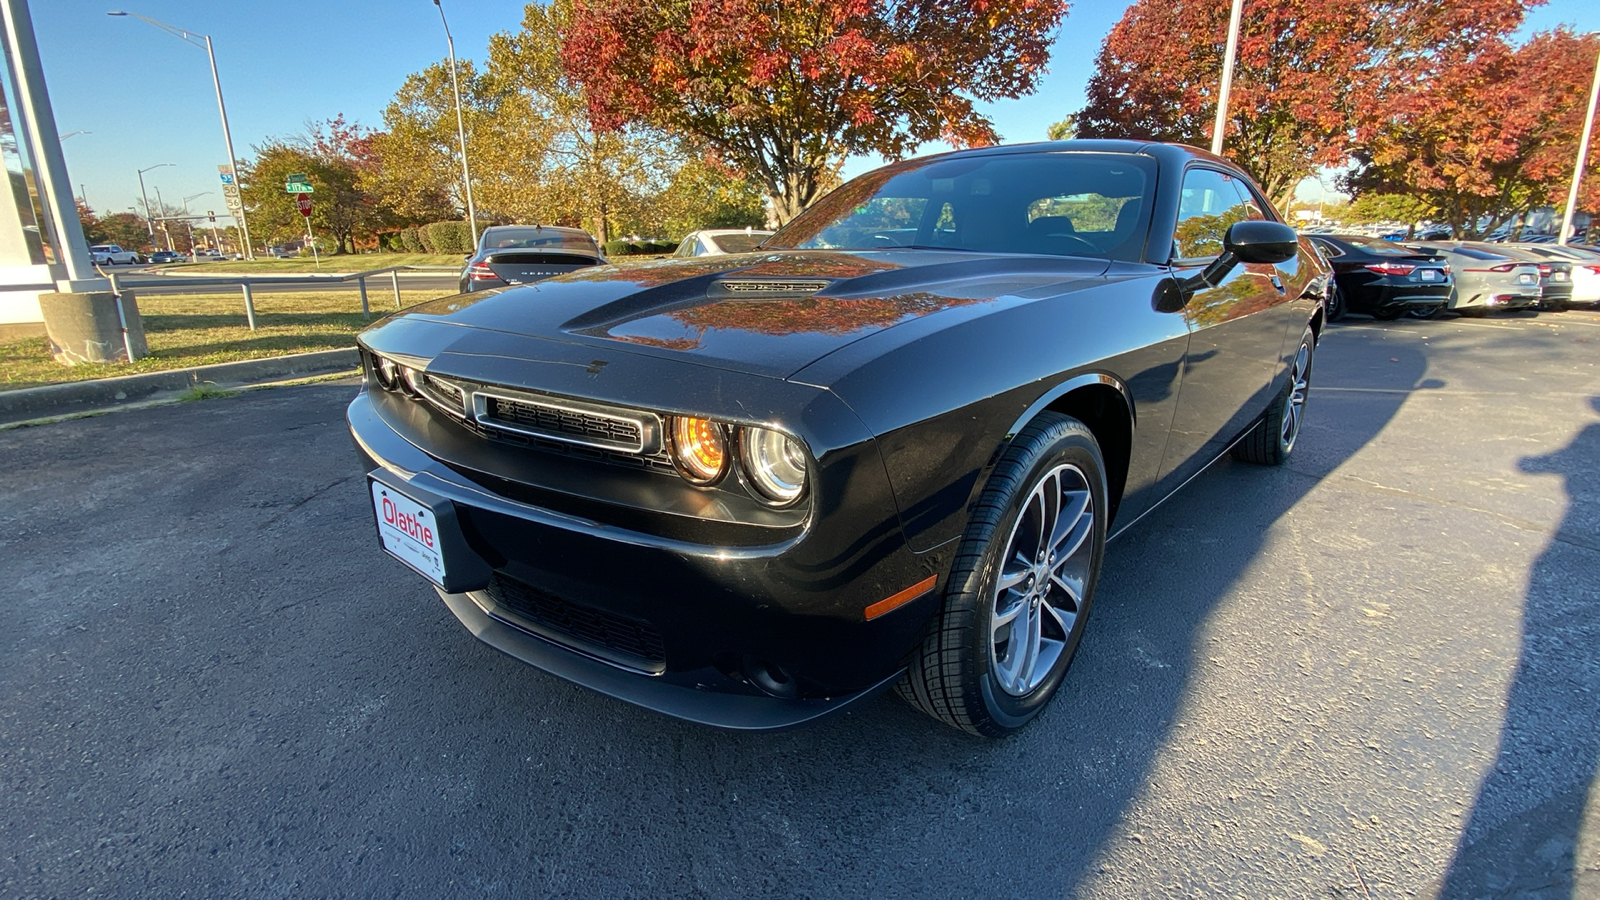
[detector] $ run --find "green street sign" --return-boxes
[285,180,314,194]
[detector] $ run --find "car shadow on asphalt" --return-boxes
[1433,398,1600,899]
[411,327,1431,895]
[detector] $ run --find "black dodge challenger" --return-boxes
[350,140,1326,736]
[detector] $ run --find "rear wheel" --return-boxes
[1325,283,1346,322]
[1232,328,1314,466]
[1371,307,1404,320]
[898,413,1106,737]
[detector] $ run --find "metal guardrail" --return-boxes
[103,265,459,331]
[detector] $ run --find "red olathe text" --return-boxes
[382,496,435,548]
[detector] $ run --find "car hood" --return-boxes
[369,250,1113,380]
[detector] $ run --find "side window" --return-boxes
[1172,168,1256,261]
[673,236,695,257]
[1227,179,1267,222]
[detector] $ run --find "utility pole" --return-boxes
[434,0,478,246]
[108,12,255,258]
[1211,0,1245,156]
[1559,36,1600,246]
[153,184,173,251]
[135,162,170,250]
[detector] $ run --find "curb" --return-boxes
[0,348,359,425]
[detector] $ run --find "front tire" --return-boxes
[898,413,1107,737]
[1232,328,1314,466]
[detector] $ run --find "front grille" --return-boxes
[458,417,677,473]
[484,395,642,448]
[473,390,657,454]
[483,573,666,671]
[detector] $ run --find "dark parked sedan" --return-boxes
[1306,234,1451,320]
[459,224,604,293]
[352,140,1326,735]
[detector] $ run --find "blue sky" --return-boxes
[34,0,1600,224]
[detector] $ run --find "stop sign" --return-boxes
[296,194,312,217]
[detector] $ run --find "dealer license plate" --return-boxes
[371,481,447,586]
[1419,269,1439,281]
[1518,273,1537,285]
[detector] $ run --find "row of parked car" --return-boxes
[456,225,775,293]
[1306,234,1600,321]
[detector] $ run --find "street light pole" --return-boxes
[1211,0,1246,156]
[135,162,170,250]
[153,185,173,251]
[108,11,255,259]
[1559,37,1600,246]
[433,0,478,247]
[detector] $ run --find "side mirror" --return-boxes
[1225,220,1300,265]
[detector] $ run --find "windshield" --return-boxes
[709,233,771,253]
[482,228,597,254]
[766,152,1156,262]
[1342,235,1426,256]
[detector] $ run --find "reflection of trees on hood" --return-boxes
[564,252,903,289]
[603,290,993,351]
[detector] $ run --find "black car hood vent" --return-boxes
[710,279,830,297]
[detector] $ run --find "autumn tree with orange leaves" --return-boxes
[561,0,1070,225]
[1349,29,1600,239]
[1074,0,1533,211]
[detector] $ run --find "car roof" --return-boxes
[879,137,1238,171]
[691,229,774,238]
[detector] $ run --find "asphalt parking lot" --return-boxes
[2,308,1597,898]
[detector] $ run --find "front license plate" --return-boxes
[371,481,447,586]
[1419,269,1439,281]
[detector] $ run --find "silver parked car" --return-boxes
[672,228,775,257]
[1407,242,1541,316]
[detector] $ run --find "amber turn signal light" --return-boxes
[669,416,729,485]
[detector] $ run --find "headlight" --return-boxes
[739,426,807,504]
[374,355,399,389]
[669,416,729,485]
[398,365,425,397]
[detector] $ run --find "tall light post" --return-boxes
[136,162,171,250]
[432,0,478,246]
[1559,35,1600,246]
[1211,0,1246,155]
[108,11,255,258]
[59,129,91,140]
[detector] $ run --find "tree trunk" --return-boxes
[769,166,824,226]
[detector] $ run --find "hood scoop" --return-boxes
[709,279,830,298]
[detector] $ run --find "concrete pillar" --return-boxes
[39,291,145,364]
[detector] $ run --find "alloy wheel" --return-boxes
[990,463,1095,697]
[1281,339,1311,450]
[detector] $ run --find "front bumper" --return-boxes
[349,384,949,730]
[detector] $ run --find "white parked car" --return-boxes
[672,228,774,257]
[90,244,141,265]
[1512,244,1600,308]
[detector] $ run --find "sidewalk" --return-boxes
[0,348,358,426]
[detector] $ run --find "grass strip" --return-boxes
[0,289,439,392]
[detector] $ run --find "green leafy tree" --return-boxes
[241,117,386,254]
[371,63,486,225]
